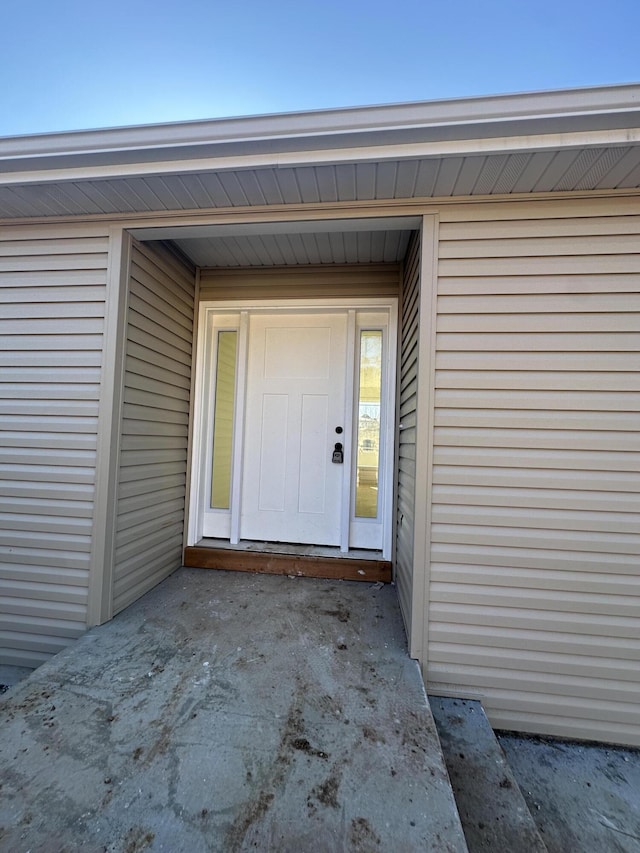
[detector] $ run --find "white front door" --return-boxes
[190,299,397,559]
[240,312,347,545]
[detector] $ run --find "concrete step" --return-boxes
[429,696,548,853]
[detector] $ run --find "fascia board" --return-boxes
[0,83,639,166]
[1,126,639,188]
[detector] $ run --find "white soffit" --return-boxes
[131,217,420,267]
[174,229,414,267]
[1,85,639,219]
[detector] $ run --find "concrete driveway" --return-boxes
[0,568,465,852]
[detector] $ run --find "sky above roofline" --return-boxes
[2,0,639,137]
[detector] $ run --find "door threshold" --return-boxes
[183,539,392,583]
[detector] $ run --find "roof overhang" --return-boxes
[1,84,639,221]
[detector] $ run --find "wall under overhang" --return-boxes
[111,240,197,615]
[198,263,401,302]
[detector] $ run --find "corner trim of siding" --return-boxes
[87,227,131,626]
[182,265,201,557]
[391,264,404,571]
[411,214,439,661]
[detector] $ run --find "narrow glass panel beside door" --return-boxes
[211,330,238,509]
[355,330,382,518]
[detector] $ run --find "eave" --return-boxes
[1,84,639,221]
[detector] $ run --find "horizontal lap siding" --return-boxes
[113,241,195,614]
[395,233,420,638]
[199,264,400,301]
[0,228,108,667]
[428,201,640,746]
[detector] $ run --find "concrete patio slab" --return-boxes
[0,568,466,852]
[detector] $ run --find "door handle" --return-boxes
[332,442,344,464]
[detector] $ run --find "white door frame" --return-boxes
[187,297,398,558]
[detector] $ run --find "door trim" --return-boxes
[187,297,398,558]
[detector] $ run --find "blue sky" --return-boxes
[2,0,639,137]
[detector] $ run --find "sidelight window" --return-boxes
[211,330,238,509]
[355,329,382,519]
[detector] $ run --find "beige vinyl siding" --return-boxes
[0,226,109,667]
[427,199,640,747]
[395,233,421,640]
[112,241,195,615]
[199,264,400,301]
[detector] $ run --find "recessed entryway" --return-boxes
[188,298,398,570]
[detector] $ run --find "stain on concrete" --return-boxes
[308,763,344,811]
[362,725,386,745]
[227,687,308,848]
[314,693,343,718]
[321,606,351,623]
[350,816,382,849]
[122,826,155,853]
[291,737,329,759]
[227,790,276,850]
[315,773,341,808]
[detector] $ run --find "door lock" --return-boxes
[332,442,344,464]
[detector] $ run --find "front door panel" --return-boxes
[241,312,347,545]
